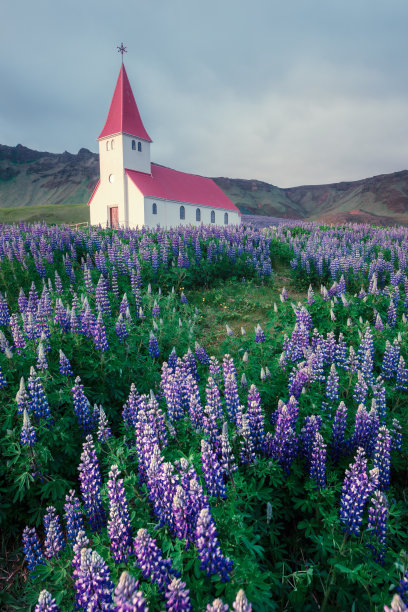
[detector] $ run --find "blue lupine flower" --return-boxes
[34,590,61,612]
[22,526,45,571]
[78,435,105,532]
[114,571,147,611]
[339,448,379,536]
[366,490,388,565]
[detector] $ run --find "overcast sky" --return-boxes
[2,0,408,187]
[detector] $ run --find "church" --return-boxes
[88,62,241,229]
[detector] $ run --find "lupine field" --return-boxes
[1,221,408,611]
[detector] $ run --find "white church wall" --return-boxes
[143,197,240,229]
[122,134,151,174]
[127,178,146,228]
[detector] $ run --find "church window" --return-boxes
[132,140,136,150]
[152,202,157,215]
[180,206,185,220]
[196,208,201,222]
[111,139,114,150]
[138,142,142,152]
[211,210,215,223]
[106,141,110,151]
[224,213,228,225]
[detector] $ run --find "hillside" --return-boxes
[2,143,408,225]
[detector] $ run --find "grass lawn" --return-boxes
[0,203,89,225]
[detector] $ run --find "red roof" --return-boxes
[98,64,152,142]
[87,179,100,206]
[126,164,240,212]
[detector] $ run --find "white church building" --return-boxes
[89,63,241,229]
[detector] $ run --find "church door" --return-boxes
[110,206,119,229]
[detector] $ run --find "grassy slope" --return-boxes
[0,203,89,224]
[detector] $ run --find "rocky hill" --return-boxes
[2,143,408,225]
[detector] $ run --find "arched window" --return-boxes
[180,206,185,220]
[138,142,142,152]
[132,140,136,150]
[152,202,157,215]
[196,208,201,222]
[211,210,215,223]
[224,213,228,225]
[111,139,114,150]
[106,141,110,151]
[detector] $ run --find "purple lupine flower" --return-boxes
[307,285,315,304]
[246,384,265,452]
[239,415,256,465]
[310,433,327,489]
[115,313,129,342]
[16,377,30,414]
[97,407,112,443]
[152,299,160,318]
[361,348,374,385]
[59,350,73,376]
[180,292,188,304]
[223,355,241,423]
[165,578,192,611]
[372,376,387,422]
[195,508,233,582]
[331,401,347,463]
[339,447,379,536]
[36,342,48,371]
[78,435,105,532]
[122,383,141,428]
[10,312,26,354]
[22,526,45,571]
[390,418,403,451]
[358,325,374,367]
[35,590,60,612]
[0,292,10,325]
[209,356,221,382]
[288,364,309,399]
[347,346,359,373]
[119,293,130,315]
[201,440,227,498]
[71,376,94,434]
[374,313,384,331]
[373,426,391,490]
[72,530,90,575]
[148,331,159,358]
[353,370,368,406]
[114,571,147,611]
[134,528,179,592]
[107,465,132,563]
[351,404,377,454]
[20,409,37,447]
[382,340,400,380]
[232,589,252,612]
[206,599,229,612]
[396,356,408,390]
[43,506,64,560]
[397,569,408,606]
[366,490,388,565]
[74,548,114,611]
[220,421,237,479]
[93,312,109,352]
[168,347,178,370]
[27,367,51,421]
[95,275,111,315]
[325,363,339,405]
[300,415,322,468]
[64,490,84,543]
[387,299,397,327]
[269,405,298,474]
[255,324,265,343]
[195,341,209,365]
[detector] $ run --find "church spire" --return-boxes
[98,63,152,142]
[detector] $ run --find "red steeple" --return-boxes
[98,64,152,142]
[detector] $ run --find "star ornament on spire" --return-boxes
[117,43,127,63]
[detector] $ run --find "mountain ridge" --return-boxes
[1,143,408,225]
